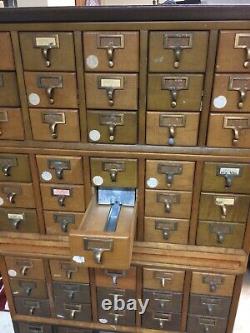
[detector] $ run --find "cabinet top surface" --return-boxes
[1,5,250,23]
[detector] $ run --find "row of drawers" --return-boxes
[1,30,250,73]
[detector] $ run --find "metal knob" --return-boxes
[108,124,116,141]
[238,89,247,109]
[243,47,250,68]
[41,47,51,67]
[9,218,22,230]
[209,282,217,293]
[107,88,114,106]
[164,201,171,213]
[166,174,174,188]
[29,307,35,315]
[217,232,225,244]
[58,195,66,207]
[220,205,227,219]
[49,122,58,139]
[232,128,240,145]
[93,248,104,264]
[174,48,182,69]
[46,87,55,104]
[163,230,169,240]
[109,169,118,182]
[70,310,76,319]
[55,168,64,180]
[107,46,114,68]
[2,165,11,176]
[224,175,233,189]
[170,89,177,108]
[21,265,30,276]
[168,126,176,146]
[25,287,32,296]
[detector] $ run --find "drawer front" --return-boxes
[97,308,135,326]
[0,154,31,182]
[146,112,199,146]
[196,221,245,249]
[40,184,85,212]
[144,217,189,244]
[212,74,250,112]
[49,259,89,283]
[0,72,19,106]
[199,192,250,222]
[145,189,192,219]
[216,31,250,73]
[90,158,137,188]
[10,278,47,299]
[202,162,250,194]
[149,31,208,72]
[20,32,75,71]
[25,72,78,108]
[207,113,250,148]
[0,32,15,70]
[84,31,139,72]
[191,272,235,297]
[30,109,80,142]
[57,327,92,333]
[44,211,84,235]
[189,294,232,318]
[0,108,24,140]
[187,315,227,333]
[144,289,183,313]
[53,282,90,303]
[55,298,92,321]
[97,287,136,303]
[0,208,39,233]
[0,183,35,208]
[143,268,185,292]
[5,256,45,280]
[95,267,137,290]
[147,74,204,111]
[36,155,83,184]
[142,310,181,331]
[85,73,138,110]
[14,297,50,317]
[18,322,53,333]
[87,110,137,144]
[146,160,195,190]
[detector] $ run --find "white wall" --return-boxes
[17,0,75,6]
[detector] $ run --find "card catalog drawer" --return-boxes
[187,315,227,333]
[0,183,35,208]
[0,154,31,182]
[49,259,89,283]
[55,298,92,321]
[10,278,47,299]
[0,32,15,70]
[14,297,50,317]
[5,256,45,280]
[142,310,181,331]
[53,281,90,303]
[144,289,183,313]
[44,211,84,235]
[0,208,39,233]
[95,267,137,290]
[0,109,24,140]
[17,322,53,333]
[0,72,19,106]
[143,268,185,292]
[189,294,231,318]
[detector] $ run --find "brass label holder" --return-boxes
[100,113,124,141]
[159,114,186,146]
[97,34,124,68]
[161,76,189,108]
[42,112,66,139]
[157,192,180,213]
[155,220,178,240]
[228,75,250,109]
[216,165,242,189]
[223,116,250,145]
[235,33,250,69]
[157,163,183,187]
[34,34,59,67]
[38,75,63,104]
[98,76,124,106]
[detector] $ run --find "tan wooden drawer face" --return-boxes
[196,221,245,249]
[143,268,185,292]
[142,311,181,331]
[87,110,137,144]
[29,109,80,142]
[216,31,250,73]
[212,74,250,112]
[10,278,48,299]
[95,267,137,290]
[44,211,84,235]
[20,32,75,71]
[0,208,39,233]
[147,74,204,111]
[144,217,189,245]
[0,183,35,208]
[199,192,250,223]
[146,112,199,146]
[85,73,138,110]
[146,160,195,191]
[90,158,137,188]
[40,184,85,212]
[0,32,15,70]
[0,72,19,107]
[187,315,227,333]
[191,272,235,297]
[36,155,83,184]
[207,113,250,148]
[149,31,209,73]
[57,327,92,333]
[202,162,250,194]
[0,154,31,182]
[84,31,139,72]
[25,72,78,108]
[17,322,53,333]
[145,189,192,219]
[5,256,45,280]
[49,259,89,283]
[0,109,24,140]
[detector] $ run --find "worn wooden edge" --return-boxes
[0,235,247,274]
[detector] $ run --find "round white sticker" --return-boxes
[41,171,53,182]
[86,55,99,69]
[99,318,108,324]
[28,93,40,106]
[8,269,17,277]
[92,176,104,186]
[89,129,101,142]
[0,197,4,206]
[72,256,85,264]
[213,96,227,109]
[147,177,159,189]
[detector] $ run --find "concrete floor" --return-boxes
[0,270,250,333]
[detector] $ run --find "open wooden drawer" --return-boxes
[69,188,137,269]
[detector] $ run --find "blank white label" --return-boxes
[147,177,159,188]
[213,96,227,109]
[41,171,53,181]
[28,93,40,106]
[92,176,104,186]
[101,78,121,88]
[89,129,101,142]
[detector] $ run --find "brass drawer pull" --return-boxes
[65,304,82,319]
[97,34,124,68]
[98,76,124,106]
[0,111,8,136]
[34,35,59,67]
[229,76,250,109]
[223,116,250,145]
[61,263,78,280]
[28,325,44,333]
[161,76,189,108]
[42,112,66,139]
[48,159,71,180]
[53,213,75,233]
[103,161,125,182]
[202,275,224,293]
[8,213,24,230]
[215,197,236,219]
[235,33,250,68]
[159,114,186,146]
[38,75,63,104]
[209,223,233,244]
[2,186,21,204]
[155,220,178,240]
[157,193,180,213]
[216,166,242,189]
[51,188,71,207]
[154,271,174,288]
[0,157,17,177]
[20,265,32,276]
[164,32,193,69]
[100,113,124,142]
[84,238,113,264]
[157,163,183,188]
[105,269,126,286]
